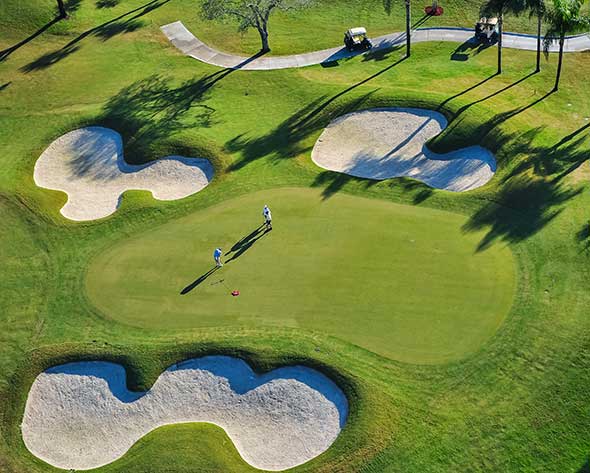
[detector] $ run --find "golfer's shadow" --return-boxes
[180,266,220,295]
[225,224,269,263]
[180,224,269,295]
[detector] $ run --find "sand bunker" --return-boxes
[21,356,348,471]
[34,127,214,221]
[311,108,496,192]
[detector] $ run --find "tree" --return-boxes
[481,0,527,74]
[201,0,313,53]
[544,0,589,91]
[405,0,411,57]
[526,0,546,72]
[56,0,67,18]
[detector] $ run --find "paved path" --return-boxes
[161,21,590,71]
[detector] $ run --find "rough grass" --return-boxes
[0,0,590,472]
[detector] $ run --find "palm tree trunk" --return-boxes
[405,0,411,57]
[56,0,67,18]
[497,14,503,75]
[553,35,564,91]
[535,12,541,73]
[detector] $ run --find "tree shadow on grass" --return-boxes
[397,179,435,203]
[93,70,227,163]
[361,45,403,62]
[96,0,120,8]
[450,38,492,61]
[20,0,169,72]
[0,17,61,62]
[0,82,11,92]
[226,56,407,171]
[463,177,582,251]
[452,71,537,117]
[63,0,83,15]
[462,118,587,251]
[434,89,556,154]
[578,458,590,473]
[576,222,590,252]
[311,171,355,199]
[436,73,498,111]
[66,69,230,179]
[502,122,590,182]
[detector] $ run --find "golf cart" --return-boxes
[475,17,499,44]
[344,27,373,52]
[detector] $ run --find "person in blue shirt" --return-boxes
[213,247,223,267]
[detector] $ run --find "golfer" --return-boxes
[213,247,223,267]
[263,204,272,230]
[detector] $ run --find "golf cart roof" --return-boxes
[347,27,367,37]
[478,17,498,25]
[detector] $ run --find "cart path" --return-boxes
[161,21,590,71]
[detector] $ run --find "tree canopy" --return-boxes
[201,0,313,52]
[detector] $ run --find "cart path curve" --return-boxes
[161,21,590,70]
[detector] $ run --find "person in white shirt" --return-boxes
[262,205,272,231]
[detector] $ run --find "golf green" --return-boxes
[86,188,516,363]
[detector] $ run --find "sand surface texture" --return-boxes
[22,356,348,471]
[311,108,496,192]
[34,127,214,221]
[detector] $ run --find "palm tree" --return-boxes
[482,0,527,74]
[526,0,546,72]
[544,0,589,91]
[405,0,411,57]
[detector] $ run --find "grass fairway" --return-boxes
[86,188,515,363]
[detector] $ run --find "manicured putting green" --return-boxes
[86,188,515,364]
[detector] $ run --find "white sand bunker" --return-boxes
[311,108,496,192]
[21,356,348,471]
[34,127,214,221]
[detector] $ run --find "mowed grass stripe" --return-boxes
[86,188,516,364]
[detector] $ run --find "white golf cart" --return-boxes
[475,17,499,44]
[344,27,373,52]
